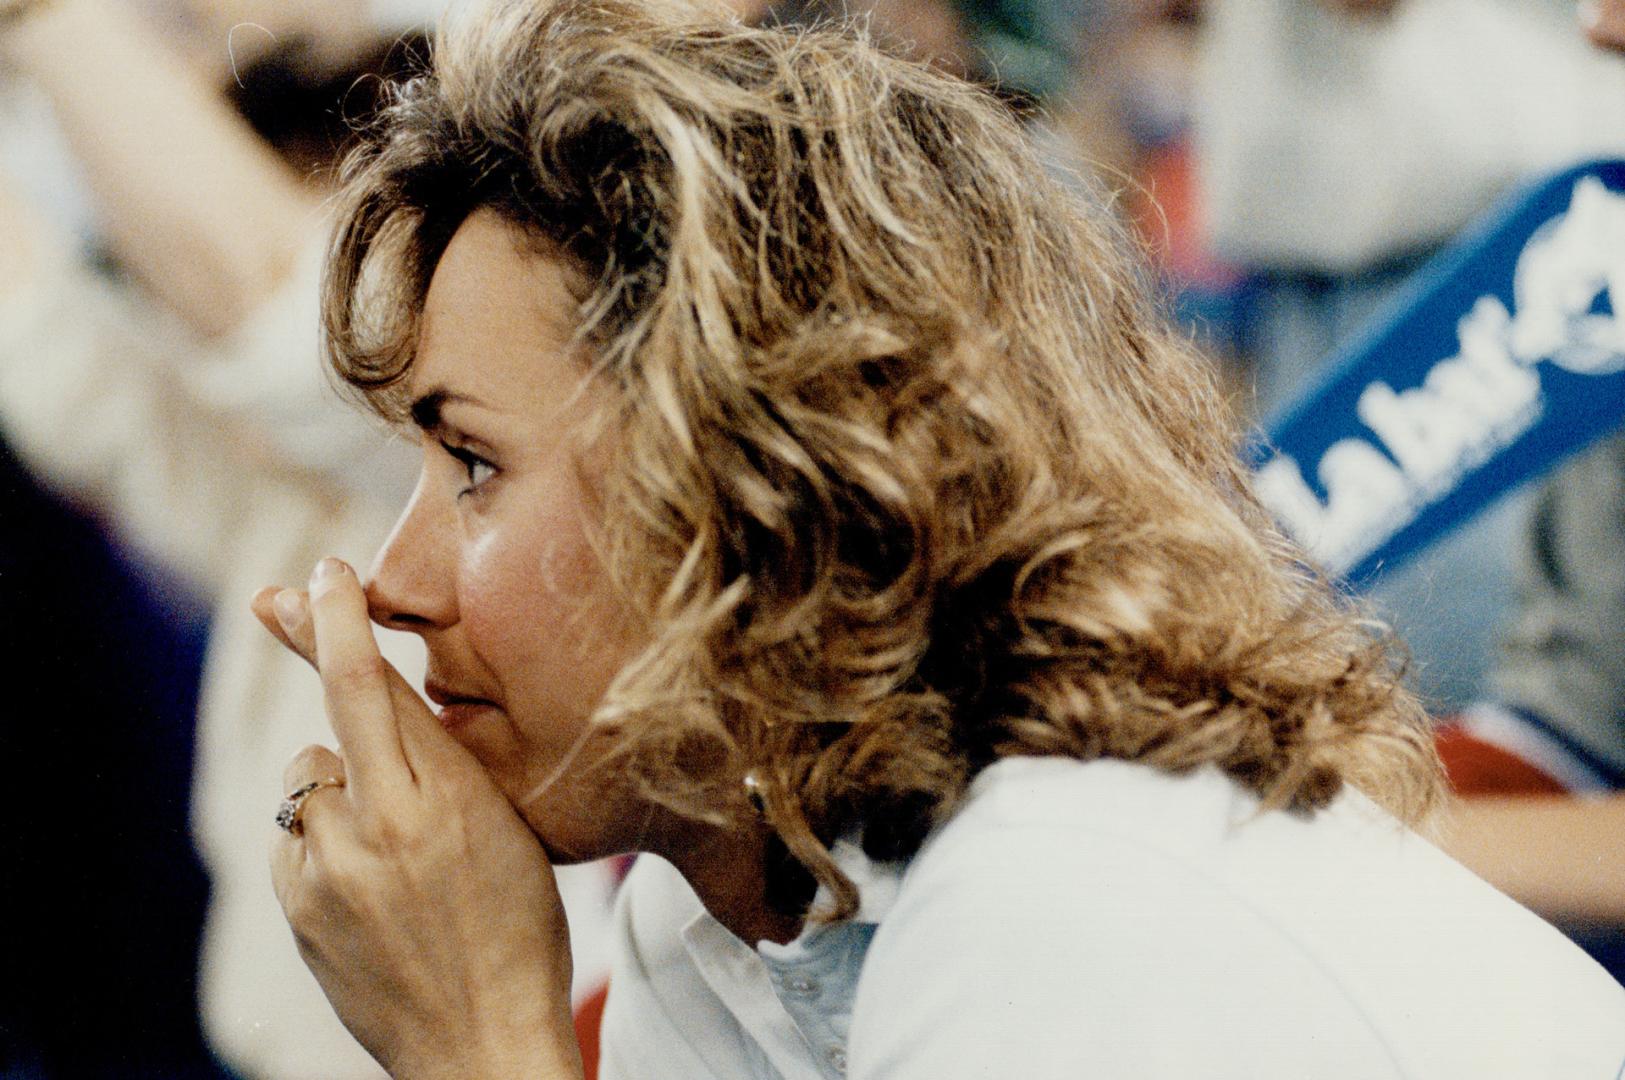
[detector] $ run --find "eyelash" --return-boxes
[440,441,497,496]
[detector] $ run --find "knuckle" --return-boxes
[316,853,365,899]
[360,812,413,852]
[324,653,390,689]
[271,857,324,926]
[283,744,341,789]
[287,850,362,918]
[280,877,319,927]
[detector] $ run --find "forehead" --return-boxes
[410,210,587,413]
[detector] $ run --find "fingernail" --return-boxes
[312,557,350,593]
[273,589,304,631]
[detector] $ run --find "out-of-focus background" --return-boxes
[1,0,1621,1076]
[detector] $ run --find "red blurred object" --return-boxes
[1130,137,1244,292]
[1435,724,1569,796]
[575,980,610,1080]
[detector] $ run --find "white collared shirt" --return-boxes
[601,839,899,1080]
[601,757,1625,1079]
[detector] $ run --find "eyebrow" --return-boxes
[408,389,481,433]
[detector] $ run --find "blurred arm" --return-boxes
[1,0,319,338]
[1444,794,1625,926]
[0,164,265,594]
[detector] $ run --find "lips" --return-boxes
[423,680,500,731]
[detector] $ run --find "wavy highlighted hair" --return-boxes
[324,0,1442,917]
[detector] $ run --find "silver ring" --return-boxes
[275,777,345,836]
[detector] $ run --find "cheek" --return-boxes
[460,529,540,667]
[461,516,559,665]
[460,505,616,712]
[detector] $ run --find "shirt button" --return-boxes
[826,1046,847,1075]
[784,974,820,997]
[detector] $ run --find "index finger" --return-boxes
[307,557,414,795]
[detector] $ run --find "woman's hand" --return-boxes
[256,558,585,1080]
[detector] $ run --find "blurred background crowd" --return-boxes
[0,0,1621,1076]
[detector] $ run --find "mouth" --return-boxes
[423,680,500,731]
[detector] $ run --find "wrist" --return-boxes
[398,1043,585,1080]
[394,1002,586,1080]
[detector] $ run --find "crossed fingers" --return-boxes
[256,559,461,800]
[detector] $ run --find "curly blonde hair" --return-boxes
[324,0,1442,918]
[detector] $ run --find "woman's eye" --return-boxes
[441,441,498,495]
[465,457,496,489]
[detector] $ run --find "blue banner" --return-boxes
[1251,160,1625,584]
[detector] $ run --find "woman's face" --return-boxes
[365,210,646,861]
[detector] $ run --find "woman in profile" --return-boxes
[255,0,1625,1075]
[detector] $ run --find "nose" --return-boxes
[365,472,458,633]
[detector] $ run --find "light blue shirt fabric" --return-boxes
[600,756,1625,1079]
